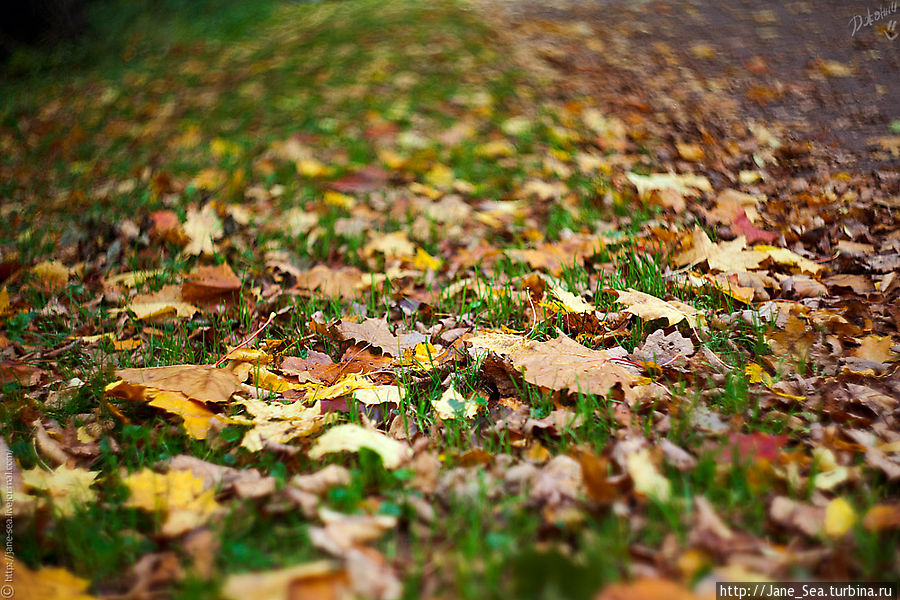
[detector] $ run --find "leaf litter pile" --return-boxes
[1,0,899,598]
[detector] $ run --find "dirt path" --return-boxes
[493,0,899,175]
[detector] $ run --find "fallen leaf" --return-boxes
[221,560,345,600]
[862,504,900,532]
[181,263,242,302]
[675,228,765,272]
[114,365,242,404]
[595,577,705,600]
[21,465,98,516]
[468,332,636,403]
[626,448,671,502]
[5,555,97,600]
[126,284,199,320]
[308,424,411,469]
[852,335,899,363]
[183,204,224,256]
[333,317,427,358]
[824,497,856,538]
[123,468,222,536]
[432,383,480,420]
[612,288,704,327]
[31,260,71,291]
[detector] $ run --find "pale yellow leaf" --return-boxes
[432,384,480,420]
[308,424,411,469]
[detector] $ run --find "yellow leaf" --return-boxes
[146,389,219,440]
[124,468,221,536]
[307,373,376,401]
[413,247,442,271]
[21,465,98,517]
[613,288,704,327]
[675,227,765,272]
[323,190,356,209]
[432,384,480,420]
[247,365,305,393]
[296,158,329,177]
[354,385,405,406]
[424,163,455,189]
[549,286,594,314]
[32,260,71,291]
[4,555,97,600]
[0,286,8,316]
[626,172,712,197]
[745,363,773,386]
[475,139,515,158]
[210,137,240,158]
[626,449,671,502]
[824,497,856,537]
[754,246,824,275]
[308,424,411,469]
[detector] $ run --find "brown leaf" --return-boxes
[468,331,636,402]
[115,365,243,404]
[334,317,427,358]
[294,265,364,300]
[182,263,242,302]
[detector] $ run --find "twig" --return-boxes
[214,312,277,367]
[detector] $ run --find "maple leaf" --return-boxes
[123,468,222,536]
[308,424,411,469]
[183,204,224,256]
[21,465,98,516]
[361,231,415,259]
[467,331,636,403]
[674,227,765,272]
[333,317,427,358]
[611,288,704,327]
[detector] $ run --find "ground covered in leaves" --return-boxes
[1,0,899,598]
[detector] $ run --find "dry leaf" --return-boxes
[612,288,704,327]
[468,332,636,403]
[126,284,199,320]
[432,384,480,420]
[114,365,243,404]
[124,468,222,536]
[333,317,427,358]
[21,465,98,516]
[308,424,411,469]
[181,263,242,302]
[183,204,224,256]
